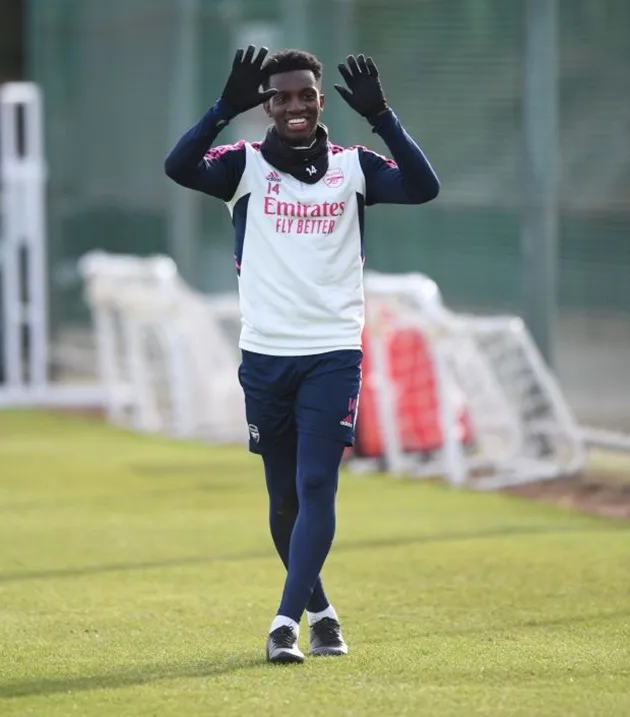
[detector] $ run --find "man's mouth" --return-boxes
[286,117,309,132]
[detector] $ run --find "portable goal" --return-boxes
[78,251,246,444]
[355,272,587,489]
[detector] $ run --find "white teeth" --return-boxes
[288,118,306,125]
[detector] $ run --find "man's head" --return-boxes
[260,49,325,145]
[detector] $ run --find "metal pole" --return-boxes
[281,0,308,50]
[306,0,355,148]
[169,0,200,287]
[331,0,355,147]
[522,0,559,366]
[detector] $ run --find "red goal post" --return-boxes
[351,272,586,490]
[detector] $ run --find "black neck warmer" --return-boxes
[260,124,330,184]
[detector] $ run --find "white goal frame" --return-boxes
[0,82,102,407]
[356,272,588,490]
[78,250,246,444]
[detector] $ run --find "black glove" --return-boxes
[221,45,277,116]
[334,54,388,118]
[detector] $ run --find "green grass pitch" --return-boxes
[0,410,628,716]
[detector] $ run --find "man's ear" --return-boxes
[319,92,326,111]
[263,101,273,118]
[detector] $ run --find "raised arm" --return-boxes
[335,54,440,206]
[164,45,277,201]
[164,100,245,201]
[358,110,439,205]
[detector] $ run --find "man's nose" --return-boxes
[286,96,306,113]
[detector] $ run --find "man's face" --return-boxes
[264,70,324,145]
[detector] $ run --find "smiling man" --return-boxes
[164,46,439,665]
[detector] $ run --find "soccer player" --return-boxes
[164,46,439,664]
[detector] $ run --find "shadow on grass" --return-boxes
[0,654,267,699]
[1,522,627,585]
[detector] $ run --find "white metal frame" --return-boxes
[359,271,588,489]
[78,251,246,443]
[77,251,179,428]
[1,82,47,400]
[0,82,102,408]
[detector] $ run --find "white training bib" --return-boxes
[226,144,367,356]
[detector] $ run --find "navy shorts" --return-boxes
[238,349,363,454]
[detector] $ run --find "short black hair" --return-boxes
[261,49,323,89]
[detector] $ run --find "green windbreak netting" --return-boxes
[28,0,630,426]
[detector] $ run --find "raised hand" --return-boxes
[334,54,388,118]
[221,45,277,115]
